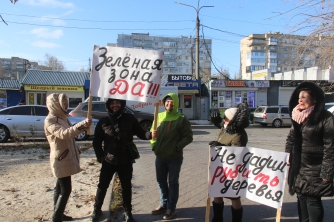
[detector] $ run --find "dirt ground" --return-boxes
[0,142,102,222]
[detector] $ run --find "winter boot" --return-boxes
[53,194,70,222]
[53,189,73,221]
[90,188,107,222]
[124,210,136,222]
[212,201,224,222]
[231,206,243,222]
[124,204,136,222]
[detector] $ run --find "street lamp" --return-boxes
[175,1,214,81]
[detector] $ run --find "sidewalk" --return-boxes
[113,125,334,222]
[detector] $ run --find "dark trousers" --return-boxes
[97,161,133,209]
[55,176,72,201]
[53,176,71,221]
[297,193,324,222]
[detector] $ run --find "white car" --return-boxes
[0,105,98,143]
[325,102,334,114]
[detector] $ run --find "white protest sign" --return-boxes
[126,86,178,113]
[208,146,289,209]
[91,45,164,103]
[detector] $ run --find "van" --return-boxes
[253,106,291,127]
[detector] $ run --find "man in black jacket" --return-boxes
[90,98,151,222]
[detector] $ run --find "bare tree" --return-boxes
[282,0,334,69]
[42,53,65,70]
[211,66,230,80]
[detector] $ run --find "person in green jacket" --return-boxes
[209,103,249,222]
[150,93,193,220]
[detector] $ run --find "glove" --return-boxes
[209,141,224,147]
[98,156,104,163]
[210,109,221,118]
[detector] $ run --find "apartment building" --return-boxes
[240,32,316,79]
[116,33,212,119]
[0,57,38,80]
[117,33,212,82]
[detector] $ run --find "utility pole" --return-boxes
[175,1,214,82]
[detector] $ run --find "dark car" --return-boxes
[69,101,154,131]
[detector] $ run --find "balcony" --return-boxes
[268,38,277,46]
[268,53,277,58]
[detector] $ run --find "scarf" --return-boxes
[291,104,314,124]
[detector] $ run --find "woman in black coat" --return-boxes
[285,82,334,222]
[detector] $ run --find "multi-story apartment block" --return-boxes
[0,57,38,80]
[240,32,316,79]
[117,33,212,82]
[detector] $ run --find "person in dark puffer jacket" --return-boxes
[285,82,334,222]
[90,98,152,222]
[209,103,249,222]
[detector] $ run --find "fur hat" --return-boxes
[224,108,237,120]
[105,98,126,116]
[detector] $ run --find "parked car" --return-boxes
[0,105,98,143]
[253,105,291,127]
[325,102,334,114]
[69,101,154,131]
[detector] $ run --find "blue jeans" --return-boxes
[297,193,324,222]
[155,156,183,210]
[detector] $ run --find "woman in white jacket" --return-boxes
[44,93,91,222]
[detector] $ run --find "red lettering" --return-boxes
[109,80,129,95]
[269,176,279,187]
[211,166,224,185]
[132,82,145,97]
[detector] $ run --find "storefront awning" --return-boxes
[178,90,199,94]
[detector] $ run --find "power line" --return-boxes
[201,25,230,80]
[201,14,286,27]
[0,12,194,23]
[201,24,247,37]
[6,20,193,31]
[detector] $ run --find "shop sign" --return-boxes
[246,80,270,88]
[211,80,225,88]
[166,80,200,90]
[225,80,246,87]
[168,75,192,81]
[252,72,267,79]
[24,85,84,91]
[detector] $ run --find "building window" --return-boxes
[235,91,248,104]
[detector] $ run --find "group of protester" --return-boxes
[44,81,334,222]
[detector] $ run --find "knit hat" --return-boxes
[224,108,238,120]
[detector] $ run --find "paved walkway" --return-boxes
[110,125,334,222]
